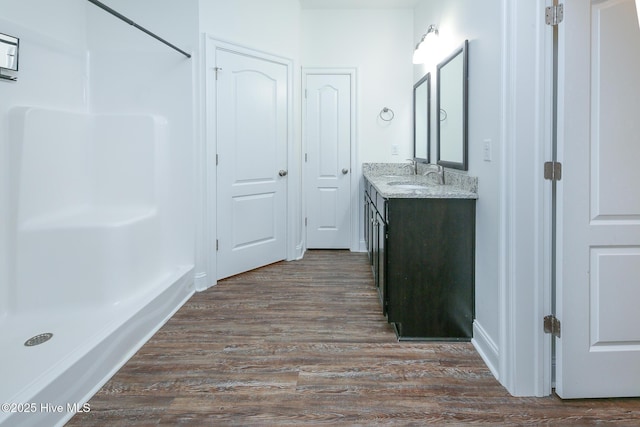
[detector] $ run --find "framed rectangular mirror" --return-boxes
[437,40,468,170]
[0,33,19,71]
[413,72,430,163]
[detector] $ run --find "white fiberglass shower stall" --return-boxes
[0,1,196,425]
[0,107,193,427]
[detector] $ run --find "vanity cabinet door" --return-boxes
[376,210,387,314]
[364,191,372,263]
[364,183,388,314]
[372,210,380,293]
[367,184,375,261]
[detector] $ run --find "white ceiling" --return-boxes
[299,0,419,9]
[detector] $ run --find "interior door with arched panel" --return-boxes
[215,48,289,279]
[304,71,353,249]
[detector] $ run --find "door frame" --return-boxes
[491,0,555,397]
[302,68,359,252]
[199,36,297,289]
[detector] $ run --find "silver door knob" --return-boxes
[279,170,288,177]
[342,168,349,175]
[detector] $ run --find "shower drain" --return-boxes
[24,333,53,347]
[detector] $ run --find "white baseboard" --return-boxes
[471,320,500,381]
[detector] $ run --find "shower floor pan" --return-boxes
[0,266,194,427]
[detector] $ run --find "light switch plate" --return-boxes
[483,139,492,162]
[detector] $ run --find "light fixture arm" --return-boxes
[413,24,439,65]
[416,25,439,45]
[425,24,439,38]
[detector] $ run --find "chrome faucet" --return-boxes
[406,158,418,175]
[423,164,445,184]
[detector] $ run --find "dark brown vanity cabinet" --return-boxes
[364,178,475,341]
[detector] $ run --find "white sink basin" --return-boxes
[388,181,430,190]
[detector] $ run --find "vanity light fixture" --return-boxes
[412,24,439,65]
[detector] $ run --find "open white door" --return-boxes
[556,0,640,398]
[214,48,288,280]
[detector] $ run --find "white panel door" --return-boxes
[216,49,288,280]
[556,0,640,398]
[305,74,351,249]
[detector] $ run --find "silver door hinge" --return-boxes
[214,67,222,80]
[305,89,307,98]
[216,154,219,165]
[544,161,562,181]
[305,153,308,162]
[545,4,564,26]
[544,315,561,338]
[305,217,308,226]
[216,239,219,251]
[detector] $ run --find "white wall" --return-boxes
[0,0,90,316]
[199,0,301,59]
[414,0,504,382]
[301,8,415,163]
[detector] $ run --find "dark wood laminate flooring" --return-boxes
[68,250,640,426]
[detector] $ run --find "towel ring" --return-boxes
[379,107,395,122]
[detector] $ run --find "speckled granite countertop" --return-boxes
[363,163,478,199]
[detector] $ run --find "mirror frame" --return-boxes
[413,72,430,163]
[0,33,19,71]
[437,40,468,171]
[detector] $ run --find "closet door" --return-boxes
[304,72,352,249]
